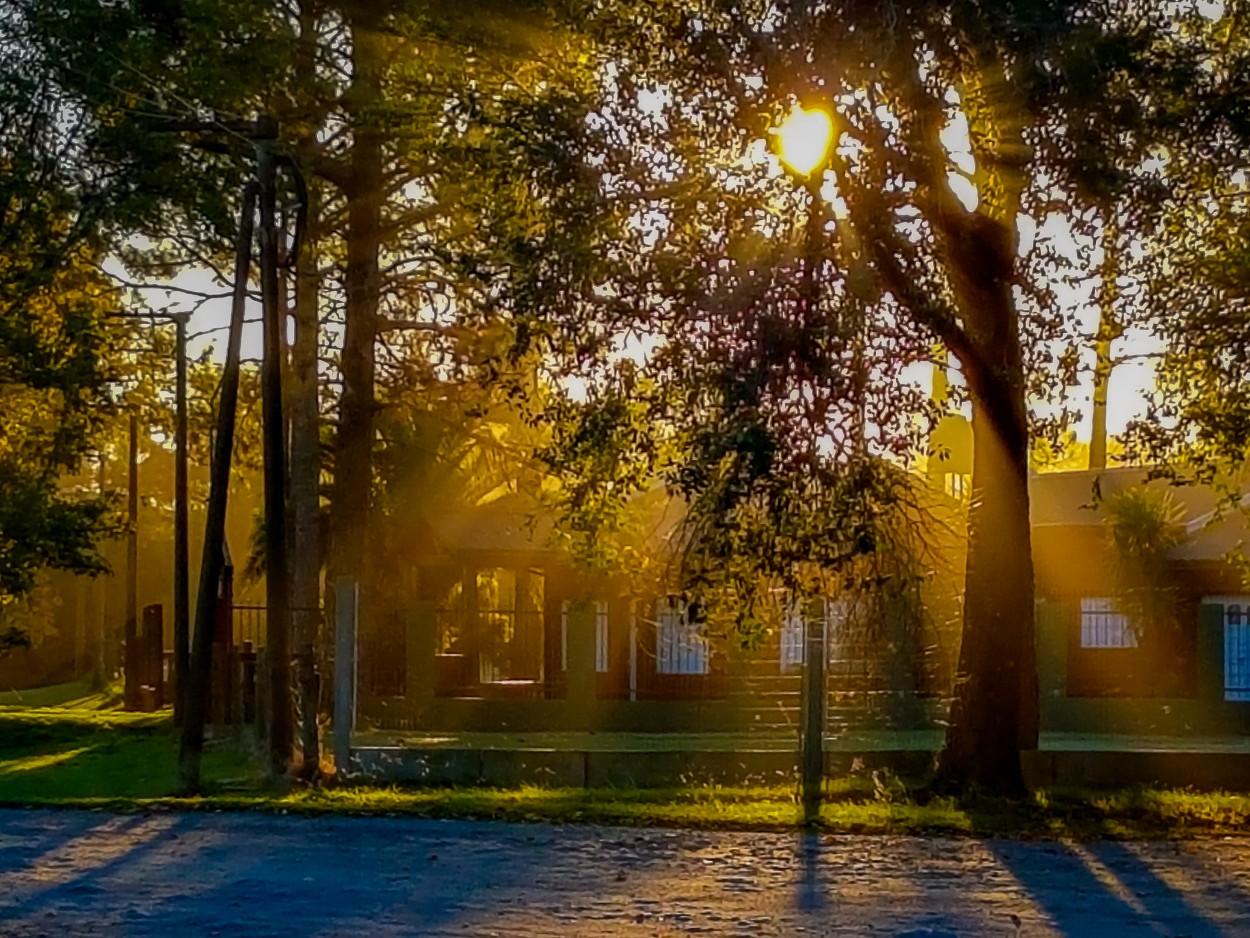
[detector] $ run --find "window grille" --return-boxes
[945,473,968,500]
[1223,601,1250,701]
[656,599,709,675]
[780,608,805,671]
[1079,597,1138,649]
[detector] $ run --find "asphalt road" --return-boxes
[0,809,1248,936]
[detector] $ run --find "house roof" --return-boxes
[426,495,558,556]
[424,465,1250,565]
[1028,466,1244,562]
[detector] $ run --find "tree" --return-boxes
[1123,7,1250,490]
[0,14,130,623]
[17,0,596,776]
[496,0,1206,791]
[1103,485,1186,637]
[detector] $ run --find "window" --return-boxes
[825,597,849,663]
[1217,599,1250,701]
[944,473,969,500]
[1079,598,1138,649]
[656,599,709,675]
[780,608,805,671]
[781,599,855,671]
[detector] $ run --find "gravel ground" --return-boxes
[1,809,1249,936]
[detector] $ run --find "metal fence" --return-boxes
[354,597,956,740]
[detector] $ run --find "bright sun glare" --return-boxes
[776,105,834,177]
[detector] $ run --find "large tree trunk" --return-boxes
[329,8,382,590]
[289,0,325,781]
[935,361,1037,793]
[934,213,1038,794]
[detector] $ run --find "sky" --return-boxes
[107,12,1221,452]
[110,242,1159,449]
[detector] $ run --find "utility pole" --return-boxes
[180,182,258,792]
[151,112,302,787]
[124,412,139,706]
[173,313,190,724]
[110,308,193,717]
[257,116,293,780]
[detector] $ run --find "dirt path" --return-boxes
[1,809,1249,936]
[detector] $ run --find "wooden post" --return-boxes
[173,314,190,724]
[212,558,235,728]
[240,641,258,726]
[74,578,87,680]
[334,577,358,779]
[142,603,165,710]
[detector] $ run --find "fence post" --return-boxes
[566,599,597,730]
[334,577,358,778]
[142,603,165,710]
[800,599,826,824]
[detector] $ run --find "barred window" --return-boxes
[945,473,969,500]
[780,608,805,671]
[1079,598,1138,649]
[656,599,709,675]
[1222,601,1250,702]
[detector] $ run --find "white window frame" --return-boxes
[1206,596,1250,702]
[1079,597,1138,649]
[656,598,709,675]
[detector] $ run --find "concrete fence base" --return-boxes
[349,745,1250,790]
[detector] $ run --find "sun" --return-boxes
[776,105,834,177]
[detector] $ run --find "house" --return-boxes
[1030,467,1250,736]
[355,482,962,736]
[353,448,1250,741]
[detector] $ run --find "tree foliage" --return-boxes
[1122,8,1250,491]
[0,12,130,605]
[1103,485,1186,636]
[484,0,1212,789]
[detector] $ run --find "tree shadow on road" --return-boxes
[983,836,1229,937]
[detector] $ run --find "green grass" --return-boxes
[5,693,1250,838]
[0,679,121,710]
[0,702,259,801]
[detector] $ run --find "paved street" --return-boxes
[1,809,1249,936]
